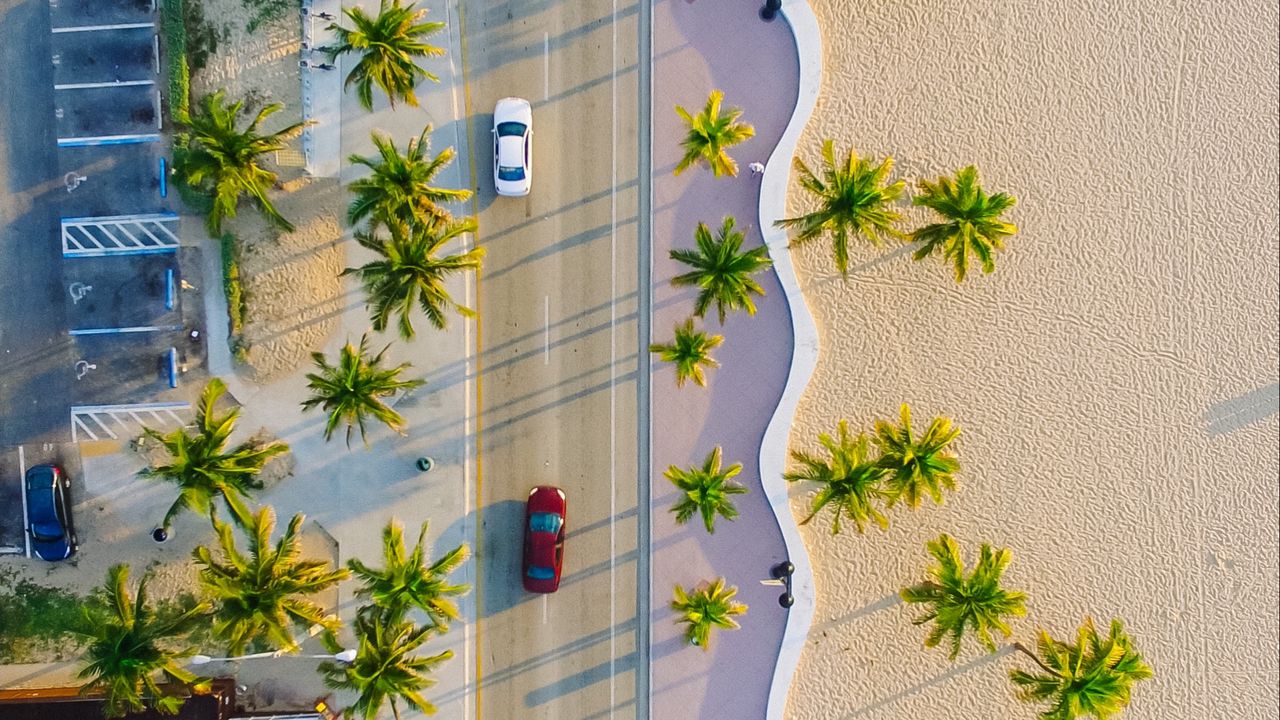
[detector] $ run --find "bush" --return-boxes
[161,0,191,125]
[0,569,86,663]
[220,233,249,362]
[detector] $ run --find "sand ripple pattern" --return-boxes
[783,1,1279,719]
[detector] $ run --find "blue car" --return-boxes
[25,464,77,561]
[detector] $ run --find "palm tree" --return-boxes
[348,519,470,631]
[347,127,471,230]
[75,564,212,718]
[669,216,773,324]
[1010,617,1154,720]
[302,334,425,448]
[140,378,289,530]
[649,318,723,388]
[783,420,891,535]
[774,139,905,277]
[175,90,308,234]
[343,218,485,340]
[671,578,747,650]
[900,533,1027,660]
[664,447,748,533]
[911,165,1018,282]
[193,507,350,656]
[325,0,446,111]
[873,403,962,508]
[319,612,453,719]
[674,90,755,177]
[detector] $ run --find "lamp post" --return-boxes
[771,561,795,608]
[189,648,357,665]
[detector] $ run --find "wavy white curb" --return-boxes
[759,0,822,718]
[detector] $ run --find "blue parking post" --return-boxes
[167,347,178,388]
[165,268,174,310]
[159,157,168,198]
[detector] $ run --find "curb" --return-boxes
[757,0,823,718]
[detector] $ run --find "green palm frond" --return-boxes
[671,578,747,650]
[319,612,453,719]
[302,334,425,448]
[74,564,212,718]
[1010,618,1154,720]
[873,403,962,508]
[673,90,755,177]
[774,139,904,277]
[342,217,485,340]
[900,533,1027,660]
[649,318,723,388]
[663,446,749,534]
[911,165,1018,282]
[669,215,773,325]
[174,89,310,235]
[784,420,891,535]
[139,378,289,529]
[193,507,349,655]
[326,0,446,111]
[347,127,471,230]
[348,519,470,631]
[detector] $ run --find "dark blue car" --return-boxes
[25,464,77,561]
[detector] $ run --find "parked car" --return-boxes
[25,464,77,561]
[493,97,533,197]
[522,485,566,593]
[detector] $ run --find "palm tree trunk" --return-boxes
[1011,641,1059,676]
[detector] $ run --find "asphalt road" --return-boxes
[0,0,74,447]
[463,0,648,717]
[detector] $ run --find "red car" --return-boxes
[522,486,566,593]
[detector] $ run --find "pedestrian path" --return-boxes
[649,1,816,718]
[299,0,342,177]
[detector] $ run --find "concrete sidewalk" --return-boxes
[649,0,803,718]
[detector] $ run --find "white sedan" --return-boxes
[493,97,532,197]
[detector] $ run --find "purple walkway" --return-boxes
[650,1,801,717]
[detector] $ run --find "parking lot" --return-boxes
[0,444,84,557]
[52,26,157,86]
[1,0,209,554]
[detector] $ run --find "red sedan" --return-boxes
[522,486,566,593]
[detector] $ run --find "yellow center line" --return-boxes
[455,0,483,717]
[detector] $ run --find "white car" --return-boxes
[493,97,532,197]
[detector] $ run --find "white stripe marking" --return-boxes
[55,80,155,90]
[51,21,154,32]
[18,446,30,558]
[608,0,619,712]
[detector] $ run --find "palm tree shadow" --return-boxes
[803,242,921,289]
[809,592,902,634]
[841,645,1013,718]
[1202,382,1279,435]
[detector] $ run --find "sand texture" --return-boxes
[782,1,1279,719]
[189,0,303,132]
[236,179,346,383]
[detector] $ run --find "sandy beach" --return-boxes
[781,1,1279,719]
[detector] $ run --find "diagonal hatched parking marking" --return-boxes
[62,213,180,256]
[70,402,191,442]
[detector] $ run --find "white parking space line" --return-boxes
[18,446,30,558]
[541,594,549,624]
[51,21,154,32]
[608,0,619,711]
[55,80,155,90]
[543,295,550,364]
[543,32,550,101]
